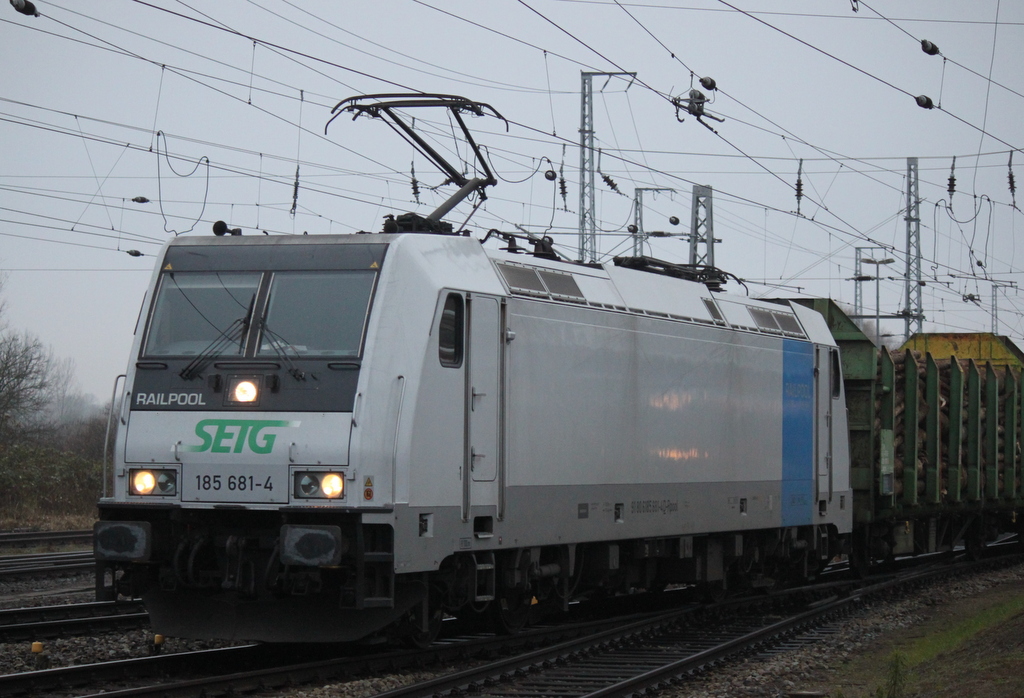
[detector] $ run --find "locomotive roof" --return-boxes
[157,231,835,346]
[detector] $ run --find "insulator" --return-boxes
[544,169,557,181]
[669,216,680,226]
[601,173,620,193]
[627,224,638,234]
[1009,151,1017,207]
[10,0,39,17]
[686,89,706,117]
[126,250,143,257]
[132,196,150,204]
[920,40,940,56]
[915,95,935,109]
[947,156,957,197]
[501,234,523,254]
[289,164,299,217]
[699,76,717,91]
[559,176,567,205]
[411,177,420,204]
[795,159,804,214]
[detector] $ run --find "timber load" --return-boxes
[882,349,1020,510]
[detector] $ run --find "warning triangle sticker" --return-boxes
[363,477,374,487]
[163,263,173,270]
[370,262,379,269]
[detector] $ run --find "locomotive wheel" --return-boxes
[403,603,444,649]
[492,587,532,634]
[701,580,728,603]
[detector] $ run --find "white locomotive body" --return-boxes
[95,229,851,642]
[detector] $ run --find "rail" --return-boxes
[0,530,92,548]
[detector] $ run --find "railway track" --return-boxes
[0,551,94,580]
[0,600,147,642]
[368,556,1016,698]
[0,582,854,697]
[0,598,701,697]
[1,552,1017,698]
[0,531,92,550]
[0,530,95,581]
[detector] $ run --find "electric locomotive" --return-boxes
[95,218,852,643]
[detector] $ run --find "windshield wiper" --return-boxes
[259,324,310,381]
[179,317,248,381]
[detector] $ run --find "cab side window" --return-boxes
[438,293,464,368]
[831,348,842,399]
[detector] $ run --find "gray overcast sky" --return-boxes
[1,1,1022,399]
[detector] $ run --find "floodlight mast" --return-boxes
[328,94,508,225]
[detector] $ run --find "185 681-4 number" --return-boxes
[195,475,274,491]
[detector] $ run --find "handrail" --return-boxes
[101,374,126,499]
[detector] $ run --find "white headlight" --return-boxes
[130,469,177,496]
[132,470,156,495]
[232,379,259,403]
[321,473,344,498]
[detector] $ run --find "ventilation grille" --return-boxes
[494,262,807,340]
[496,263,585,301]
[748,307,805,337]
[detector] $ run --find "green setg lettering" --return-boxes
[183,419,300,454]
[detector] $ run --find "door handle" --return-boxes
[471,387,486,411]
[470,447,485,470]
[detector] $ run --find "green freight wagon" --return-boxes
[791,299,1023,569]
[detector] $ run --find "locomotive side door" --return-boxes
[814,344,835,507]
[463,294,502,520]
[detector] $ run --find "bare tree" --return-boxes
[0,331,54,444]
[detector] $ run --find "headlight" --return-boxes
[132,470,155,495]
[294,472,345,500]
[321,473,344,497]
[226,376,261,405]
[130,469,177,496]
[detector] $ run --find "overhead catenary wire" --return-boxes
[19,2,1019,233]
[714,0,1022,152]
[857,0,1024,105]
[4,1,1023,333]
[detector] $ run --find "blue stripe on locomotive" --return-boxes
[781,339,815,527]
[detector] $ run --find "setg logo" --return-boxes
[183,419,300,455]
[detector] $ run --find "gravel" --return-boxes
[661,562,1024,698]
[0,571,94,610]
[0,571,240,677]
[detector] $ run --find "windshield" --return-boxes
[144,272,261,357]
[258,271,376,358]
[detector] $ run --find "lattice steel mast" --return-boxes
[578,71,634,263]
[903,157,924,339]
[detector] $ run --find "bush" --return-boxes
[0,442,102,523]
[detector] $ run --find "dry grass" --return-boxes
[0,511,97,532]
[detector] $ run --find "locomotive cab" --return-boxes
[95,235,415,641]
